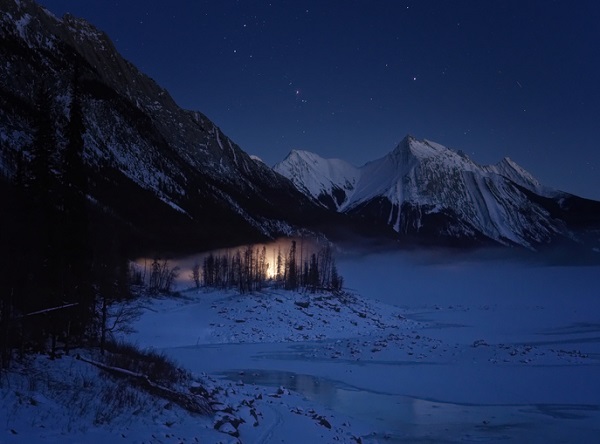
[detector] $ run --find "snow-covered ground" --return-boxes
[2,250,599,443]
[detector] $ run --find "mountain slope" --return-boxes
[273,150,360,211]
[0,0,332,252]
[275,135,600,249]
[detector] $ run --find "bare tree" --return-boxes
[191,261,201,288]
[285,241,298,290]
[148,259,179,293]
[98,297,142,355]
[275,247,283,285]
[199,241,344,295]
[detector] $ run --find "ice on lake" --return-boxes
[133,247,600,442]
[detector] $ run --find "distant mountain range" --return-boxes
[274,135,600,249]
[1,0,599,254]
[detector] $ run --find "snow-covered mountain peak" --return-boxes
[484,156,555,197]
[275,150,359,182]
[497,157,537,182]
[388,135,474,170]
[285,149,327,166]
[392,135,446,156]
[249,155,264,163]
[275,134,596,248]
[395,136,440,157]
[273,150,360,210]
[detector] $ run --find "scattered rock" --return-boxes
[316,415,332,429]
[215,421,239,437]
[210,402,234,413]
[189,384,209,397]
[238,405,259,427]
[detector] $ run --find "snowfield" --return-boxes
[2,251,600,443]
[131,288,414,347]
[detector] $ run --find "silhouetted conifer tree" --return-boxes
[62,69,93,341]
[28,83,65,353]
[199,241,344,295]
[285,241,298,290]
[308,253,319,293]
[29,85,56,201]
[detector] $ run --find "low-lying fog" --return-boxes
[142,240,600,344]
[338,247,600,343]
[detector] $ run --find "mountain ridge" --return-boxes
[2,0,598,253]
[0,0,338,252]
[274,135,600,249]
[273,149,360,211]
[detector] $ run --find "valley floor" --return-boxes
[2,253,600,443]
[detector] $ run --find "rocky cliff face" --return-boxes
[0,0,330,251]
[276,135,600,249]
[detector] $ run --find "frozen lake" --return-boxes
[139,249,600,442]
[339,250,600,343]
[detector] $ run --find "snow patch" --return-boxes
[14,13,31,39]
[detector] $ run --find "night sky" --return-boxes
[38,0,600,200]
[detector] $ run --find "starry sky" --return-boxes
[39,0,600,200]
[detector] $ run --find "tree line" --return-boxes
[0,73,135,369]
[199,241,343,293]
